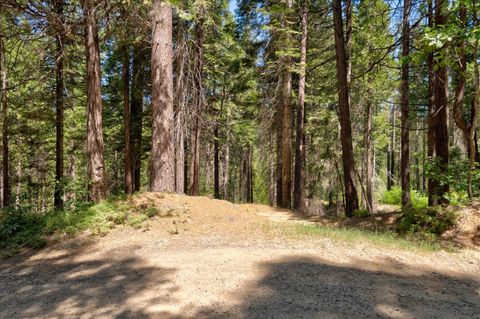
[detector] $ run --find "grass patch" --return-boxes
[128,214,149,228]
[352,209,371,218]
[0,197,156,256]
[398,206,456,237]
[380,186,428,209]
[265,222,442,252]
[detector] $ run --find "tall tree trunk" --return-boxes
[475,128,480,163]
[427,0,436,205]
[471,6,480,198]
[248,147,253,203]
[332,0,359,216]
[54,0,65,208]
[294,0,307,211]
[83,0,106,202]
[415,121,421,190]
[453,3,478,199]
[453,1,469,188]
[400,0,410,208]
[280,67,292,209]
[239,148,248,202]
[365,98,373,212]
[388,106,396,190]
[345,0,352,103]
[386,138,390,190]
[275,0,293,209]
[432,0,449,205]
[149,1,175,192]
[275,75,283,207]
[174,18,186,194]
[0,16,9,207]
[278,0,294,209]
[130,44,144,192]
[223,134,229,200]
[214,123,220,199]
[188,9,205,196]
[214,80,226,199]
[122,42,133,195]
[422,118,426,190]
[176,126,185,193]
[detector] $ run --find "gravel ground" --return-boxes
[0,194,479,319]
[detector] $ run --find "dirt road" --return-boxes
[1,194,479,318]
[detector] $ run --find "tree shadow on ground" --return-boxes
[187,256,480,319]
[0,244,177,318]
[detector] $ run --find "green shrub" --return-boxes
[353,209,371,218]
[146,207,160,218]
[107,211,128,224]
[381,186,402,205]
[380,186,428,209]
[397,206,456,236]
[0,207,45,248]
[128,214,148,228]
[0,196,161,255]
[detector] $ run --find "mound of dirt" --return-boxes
[442,202,480,248]
[122,192,270,239]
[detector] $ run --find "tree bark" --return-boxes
[214,123,220,199]
[471,6,480,198]
[275,75,283,207]
[0,16,9,207]
[387,105,396,190]
[83,0,106,202]
[427,0,436,205]
[400,0,410,208]
[248,147,253,203]
[188,9,205,196]
[54,0,65,208]
[294,0,307,211]
[453,2,477,199]
[174,18,186,194]
[276,0,294,209]
[149,1,175,192]
[223,135,230,200]
[332,0,359,216]
[431,0,449,205]
[365,98,373,212]
[280,67,292,209]
[130,43,144,192]
[122,42,133,195]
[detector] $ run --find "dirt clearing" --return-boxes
[1,193,479,318]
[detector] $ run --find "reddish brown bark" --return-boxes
[54,0,65,208]
[400,0,411,208]
[294,0,308,211]
[174,19,186,194]
[122,43,133,195]
[431,0,449,205]
[130,44,145,192]
[332,0,359,216]
[0,16,10,207]
[83,0,106,202]
[427,0,436,206]
[149,1,175,192]
[453,3,478,199]
[188,9,205,196]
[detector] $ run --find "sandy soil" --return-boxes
[0,193,479,318]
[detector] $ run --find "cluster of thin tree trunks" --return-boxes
[0,0,478,216]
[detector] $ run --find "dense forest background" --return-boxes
[0,0,479,217]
